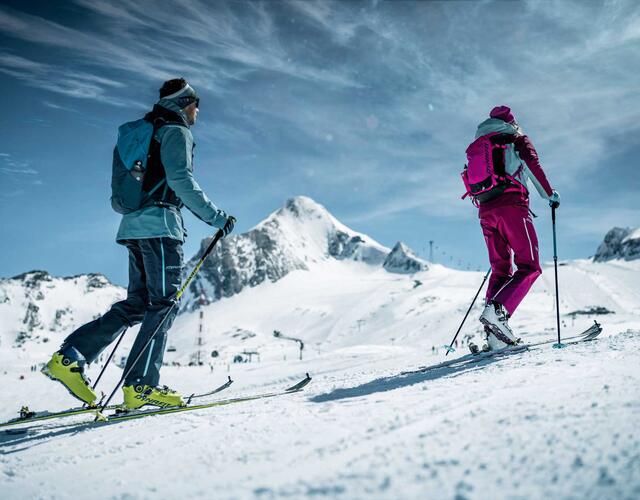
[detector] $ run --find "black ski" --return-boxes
[403,321,602,376]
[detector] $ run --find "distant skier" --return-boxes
[462,106,560,351]
[42,78,235,407]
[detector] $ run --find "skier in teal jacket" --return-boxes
[42,78,235,409]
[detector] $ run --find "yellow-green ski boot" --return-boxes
[122,384,185,410]
[41,351,98,405]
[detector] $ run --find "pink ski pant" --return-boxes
[479,203,542,315]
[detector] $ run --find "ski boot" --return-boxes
[480,301,519,346]
[41,348,98,405]
[122,384,185,410]
[485,325,522,351]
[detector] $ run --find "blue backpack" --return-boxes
[110,118,157,214]
[111,110,188,214]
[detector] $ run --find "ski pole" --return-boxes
[91,327,127,392]
[96,229,226,419]
[551,206,563,348]
[445,267,491,356]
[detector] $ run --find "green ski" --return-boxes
[1,376,234,429]
[95,374,312,424]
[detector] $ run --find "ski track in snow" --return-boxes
[1,260,640,499]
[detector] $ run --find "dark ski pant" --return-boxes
[479,202,542,316]
[61,238,183,387]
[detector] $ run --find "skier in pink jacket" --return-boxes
[465,106,560,350]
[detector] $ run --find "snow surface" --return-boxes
[1,207,640,499]
[1,258,639,499]
[623,228,640,243]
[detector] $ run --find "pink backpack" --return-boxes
[461,132,523,204]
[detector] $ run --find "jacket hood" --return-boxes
[475,118,521,139]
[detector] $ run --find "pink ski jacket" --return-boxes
[474,118,553,208]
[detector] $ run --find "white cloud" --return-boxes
[42,101,79,113]
[1,167,38,175]
[0,53,137,107]
[0,0,637,241]
[0,1,362,100]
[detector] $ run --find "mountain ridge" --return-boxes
[180,196,425,309]
[593,227,640,262]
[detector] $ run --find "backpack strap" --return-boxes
[141,116,188,208]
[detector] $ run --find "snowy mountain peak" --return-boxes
[183,196,390,308]
[279,196,332,221]
[593,227,640,262]
[383,242,429,274]
[256,195,379,258]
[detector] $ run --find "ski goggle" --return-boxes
[177,95,199,109]
[164,83,199,109]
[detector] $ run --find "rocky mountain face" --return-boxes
[593,227,640,262]
[383,242,429,274]
[0,270,124,349]
[181,196,426,310]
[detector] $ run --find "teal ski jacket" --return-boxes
[116,100,227,243]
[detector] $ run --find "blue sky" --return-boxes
[1,0,638,286]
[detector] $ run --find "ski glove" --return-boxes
[548,190,561,209]
[222,216,236,237]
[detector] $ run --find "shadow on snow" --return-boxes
[310,350,520,403]
[0,416,140,453]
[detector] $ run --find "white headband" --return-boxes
[163,83,195,100]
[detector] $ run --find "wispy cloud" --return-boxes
[0,0,638,261]
[42,100,80,113]
[0,154,40,197]
[287,0,361,45]
[0,165,36,198]
[0,154,37,175]
[0,1,362,102]
[1,167,38,175]
[0,52,138,107]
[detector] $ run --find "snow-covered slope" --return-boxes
[162,257,640,367]
[593,226,640,262]
[1,206,639,499]
[0,271,124,352]
[0,258,639,499]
